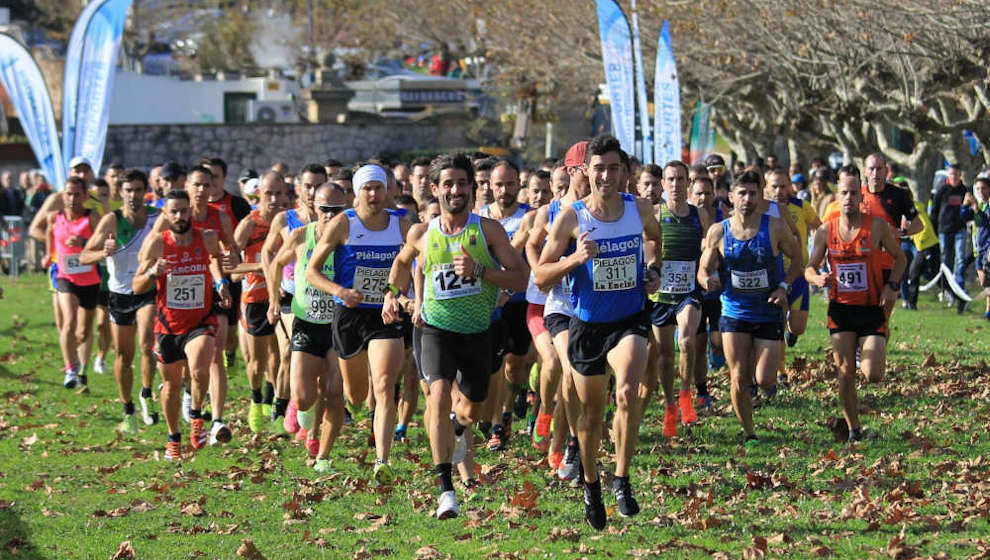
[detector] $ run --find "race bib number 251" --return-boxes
[167,274,205,309]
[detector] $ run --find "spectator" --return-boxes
[0,170,26,217]
[25,172,51,219]
[930,164,971,301]
[809,167,834,220]
[792,173,809,201]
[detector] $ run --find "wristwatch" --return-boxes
[887,280,901,291]
[382,283,401,297]
[777,281,790,292]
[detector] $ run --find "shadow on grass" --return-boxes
[0,364,60,389]
[0,506,46,560]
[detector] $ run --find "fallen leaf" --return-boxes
[236,539,267,560]
[180,502,206,517]
[110,541,136,560]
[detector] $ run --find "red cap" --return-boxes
[564,141,589,168]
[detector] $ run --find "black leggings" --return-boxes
[905,245,940,305]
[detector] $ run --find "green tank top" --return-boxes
[651,204,704,304]
[291,223,336,324]
[422,213,499,334]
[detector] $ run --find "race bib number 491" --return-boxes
[592,255,637,291]
[835,262,867,292]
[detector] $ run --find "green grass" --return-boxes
[1,274,988,559]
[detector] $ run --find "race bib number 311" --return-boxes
[730,269,769,293]
[167,274,205,309]
[592,255,637,291]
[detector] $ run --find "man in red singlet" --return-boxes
[806,172,906,442]
[134,190,232,460]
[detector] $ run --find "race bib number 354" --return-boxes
[592,255,637,291]
[167,274,205,309]
[659,260,696,294]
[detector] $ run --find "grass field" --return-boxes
[1,273,988,559]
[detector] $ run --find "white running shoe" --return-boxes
[63,369,79,389]
[139,393,159,426]
[209,421,232,445]
[93,356,107,375]
[436,491,458,520]
[118,413,138,435]
[181,391,192,424]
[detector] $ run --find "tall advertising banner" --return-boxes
[0,34,66,188]
[64,0,132,174]
[61,0,104,165]
[630,1,652,163]
[595,0,636,155]
[653,21,681,166]
[689,101,715,164]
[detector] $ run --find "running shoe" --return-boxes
[984,310,990,321]
[190,418,207,449]
[261,403,273,421]
[394,425,407,442]
[526,412,537,438]
[558,439,581,481]
[486,426,507,451]
[663,404,678,438]
[513,389,528,420]
[223,350,236,369]
[548,450,564,472]
[679,389,698,425]
[118,413,138,435]
[296,427,308,442]
[763,384,778,400]
[708,346,726,371]
[296,406,315,431]
[181,391,192,424]
[313,458,332,473]
[528,361,539,393]
[532,412,553,452]
[344,407,353,425]
[744,434,761,449]
[696,394,712,411]
[848,427,863,443]
[164,440,182,461]
[139,393,159,426]
[63,368,79,389]
[248,402,266,434]
[785,330,799,348]
[373,460,395,485]
[612,477,640,517]
[436,491,458,520]
[93,356,107,375]
[209,421,232,445]
[584,482,607,530]
[305,437,319,457]
[283,400,300,434]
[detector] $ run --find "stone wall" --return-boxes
[102,113,471,180]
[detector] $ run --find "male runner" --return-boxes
[478,159,533,451]
[697,171,802,446]
[535,134,662,529]
[231,172,288,433]
[651,161,711,437]
[80,169,162,433]
[134,190,231,459]
[305,164,410,485]
[384,152,527,519]
[472,157,496,212]
[268,184,348,469]
[44,177,101,390]
[86,178,117,376]
[689,176,723,409]
[409,157,433,208]
[805,173,905,441]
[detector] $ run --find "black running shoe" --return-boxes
[785,330,799,347]
[584,481,607,530]
[612,477,640,517]
[513,389,528,419]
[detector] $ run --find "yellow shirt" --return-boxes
[82,195,123,214]
[911,201,938,251]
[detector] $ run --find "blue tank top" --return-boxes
[543,199,576,318]
[719,214,783,323]
[281,209,307,294]
[481,203,529,303]
[568,193,644,323]
[333,209,402,309]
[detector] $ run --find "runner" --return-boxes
[43,177,101,390]
[650,161,711,437]
[85,178,117,376]
[478,158,533,451]
[689,176,724,410]
[305,164,410,485]
[79,169,162,433]
[383,152,527,519]
[268,184,348,470]
[231,172,288,433]
[133,190,232,459]
[697,170,802,446]
[261,163,327,435]
[472,157,496,212]
[535,134,662,529]
[805,172,905,441]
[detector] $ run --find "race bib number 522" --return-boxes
[730,269,769,293]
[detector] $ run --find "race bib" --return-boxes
[592,254,637,291]
[730,269,769,292]
[61,254,93,276]
[354,266,388,305]
[659,260,696,294]
[835,262,867,292]
[304,286,335,322]
[431,263,481,300]
[166,274,205,309]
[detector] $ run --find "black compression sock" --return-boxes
[140,387,153,399]
[274,398,289,418]
[436,463,454,493]
[190,409,201,420]
[123,401,135,415]
[696,383,709,397]
[453,420,465,437]
[168,432,181,442]
[501,411,511,425]
[263,382,275,405]
[251,389,263,404]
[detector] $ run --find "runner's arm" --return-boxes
[228,218,258,279]
[204,230,232,308]
[875,218,906,284]
[772,216,804,284]
[533,208,582,290]
[383,223,424,324]
[218,213,240,266]
[305,213,355,303]
[260,211,287,291]
[480,218,529,293]
[265,225,294,304]
[637,197,662,269]
[804,224,829,287]
[132,236,163,294]
[697,222,724,292]
[79,213,116,265]
[524,206,549,266]
[29,196,57,242]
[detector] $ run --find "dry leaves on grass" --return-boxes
[236,539,267,560]
[110,541,136,560]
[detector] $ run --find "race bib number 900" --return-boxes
[592,255,637,291]
[730,269,769,293]
[354,266,388,305]
[659,260,696,294]
[431,263,481,300]
[835,262,867,292]
[167,274,205,309]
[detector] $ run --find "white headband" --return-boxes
[353,164,387,195]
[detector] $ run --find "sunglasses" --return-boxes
[706,165,726,173]
[318,205,346,215]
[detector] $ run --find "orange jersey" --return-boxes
[826,216,885,306]
[240,210,272,304]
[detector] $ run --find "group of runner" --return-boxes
[28,137,915,529]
